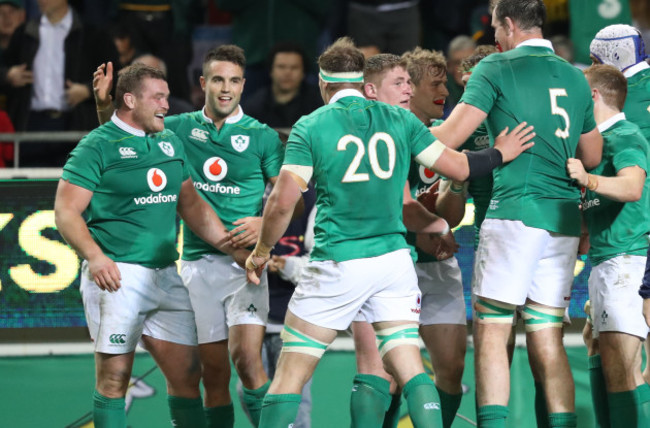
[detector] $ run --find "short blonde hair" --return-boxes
[402,47,446,86]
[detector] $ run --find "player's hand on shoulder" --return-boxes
[229,216,263,248]
[88,253,121,292]
[93,62,114,109]
[494,122,535,162]
[566,158,588,187]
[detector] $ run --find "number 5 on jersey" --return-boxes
[338,132,396,183]
[550,88,570,139]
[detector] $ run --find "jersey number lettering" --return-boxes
[337,132,396,182]
[549,88,570,139]
[598,0,622,19]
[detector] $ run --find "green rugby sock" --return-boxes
[258,393,301,428]
[588,355,610,427]
[477,405,508,428]
[436,386,462,428]
[534,381,549,428]
[242,380,271,427]
[608,390,637,428]
[403,373,443,427]
[548,412,577,427]
[204,403,234,428]
[382,393,402,428]
[168,395,207,428]
[92,389,126,428]
[350,374,391,428]
[637,383,650,422]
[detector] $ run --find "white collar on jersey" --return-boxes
[201,105,244,124]
[329,89,365,105]
[624,61,650,78]
[515,38,555,52]
[111,111,146,137]
[598,112,626,133]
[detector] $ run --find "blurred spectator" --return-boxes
[111,21,141,70]
[0,0,24,63]
[1,0,117,166]
[132,53,193,115]
[443,35,475,117]
[114,0,202,102]
[243,42,322,129]
[0,108,14,167]
[217,0,331,97]
[549,34,587,69]
[347,0,420,56]
[631,0,650,54]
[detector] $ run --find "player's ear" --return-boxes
[505,17,515,36]
[124,92,136,109]
[364,82,377,99]
[199,76,206,92]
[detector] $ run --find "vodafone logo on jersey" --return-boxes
[419,166,439,185]
[203,157,228,181]
[147,168,167,192]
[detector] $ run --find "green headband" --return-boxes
[319,69,364,83]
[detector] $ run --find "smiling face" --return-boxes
[372,66,413,109]
[201,60,245,121]
[411,68,448,122]
[130,77,169,134]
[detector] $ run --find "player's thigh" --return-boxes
[361,249,421,325]
[417,258,467,326]
[143,265,198,348]
[88,262,157,354]
[529,232,579,307]
[589,256,649,340]
[474,219,548,306]
[180,256,230,343]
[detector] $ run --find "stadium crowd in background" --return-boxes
[43,0,650,427]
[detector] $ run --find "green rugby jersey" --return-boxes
[459,123,493,249]
[461,39,597,237]
[61,115,190,268]
[582,115,650,266]
[623,63,650,143]
[284,90,437,262]
[165,108,284,261]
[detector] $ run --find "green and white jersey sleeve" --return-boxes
[165,108,284,261]
[461,40,596,237]
[61,117,190,268]
[284,90,435,262]
[623,64,650,143]
[582,115,650,265]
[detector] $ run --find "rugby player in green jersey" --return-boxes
[349,53,459,428]
[93,46,286,428]
[54,64,249,428]
[431,1,603,426]
[244,37,535,428]
[589,24,650,391]
[567,64,650,428]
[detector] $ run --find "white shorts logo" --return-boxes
[419,165,439,185]
[203,157,228,181]
[147,168,167,192]
[158,141,175,157]
[231,135,250,152]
